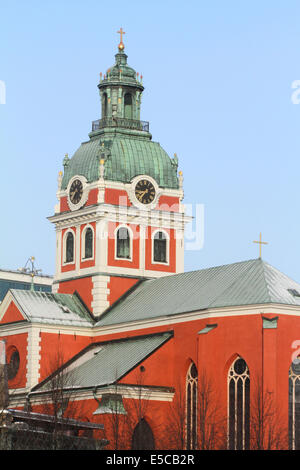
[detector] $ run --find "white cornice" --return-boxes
[48,203,192,230]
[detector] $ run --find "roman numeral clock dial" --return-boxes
[135,179,156,205]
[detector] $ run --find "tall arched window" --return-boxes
[186,362,198,450]
[153,231,167,263]
[116,227,130,259]
[289,360,300,449]
[228,357,250,450]
[83,227,93,259]
[131,419,155,450]
[124,93,132,119]
[65,232,74,263]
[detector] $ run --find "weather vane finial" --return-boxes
[117,27,126,51]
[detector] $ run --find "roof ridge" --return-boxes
[260,259,274,303]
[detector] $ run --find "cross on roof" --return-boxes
[253,232,268,258]
[117,28,126,47]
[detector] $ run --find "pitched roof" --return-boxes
[96,259,300,327]
[9,290,93,327]
[32,332,172,392]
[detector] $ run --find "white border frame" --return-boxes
[67,175,89,212]
[81,224,95,262]
[62,228,76,266]
[114,225,133,262]
[151,229,169,265]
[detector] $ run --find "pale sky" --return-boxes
[1,0,300,282]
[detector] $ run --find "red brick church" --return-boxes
[1,32,300,450]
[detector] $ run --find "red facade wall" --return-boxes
[107,276,139,306]
[1,301,24,324]
[57,276,94,310]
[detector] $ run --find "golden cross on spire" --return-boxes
[253,232,268,258]
[117,28,126,50]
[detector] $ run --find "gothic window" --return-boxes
[131,419,155,450]
[124,93,132,119]
[65,232,74,263]
[186,362,198,450]
[153,231,167,263]
[116,227,130,259]
[84,227,93,259]
[228,357,250,450]
[289,360,300,449]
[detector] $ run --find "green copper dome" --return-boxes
[61,135,179,190]
[61,38,179,192]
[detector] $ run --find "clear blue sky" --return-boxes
[1,0,300,282]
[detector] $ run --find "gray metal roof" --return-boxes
[96,259,300,327]
[9,290,93,327]
[33,332,172,391]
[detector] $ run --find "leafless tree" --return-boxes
[250,376,288,450]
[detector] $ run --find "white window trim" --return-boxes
[151,229,170,266]
[114,225,133,262]
[227,357,250,450]
[62,228,76,266]
[81,224,95,261]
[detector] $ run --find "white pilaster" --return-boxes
[26,328,41,389]
[91,275,110,318]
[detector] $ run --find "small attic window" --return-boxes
[288,288,300,297]
[59,304,71,313]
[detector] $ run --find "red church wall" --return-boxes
[38,332,92,382]
[156,195,179,212]
[57,276,94,310]
[1,301,24,324]
[60,196,69,213]
[145,226,176,272]
[107,222,140,269]
[119,335,174,388]
[105,188,131,207]
[107,276,139,306]
[86,188,98,206]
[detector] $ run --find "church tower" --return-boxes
[49,31,190,318]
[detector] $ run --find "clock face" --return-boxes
[69,179,83,205]
[135,179,156,205]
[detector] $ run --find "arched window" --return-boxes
[116,227,130,259]
[65,232,74,263]
[186,362,198,450]
[289,360,300,449]
[83,227,93,259]
[124,93,132,119]
[131,419,155,450]
[102,92,108,117]
[228,357,250,450]
[153,231,167,263]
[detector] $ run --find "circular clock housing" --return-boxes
[135,179,156,205]
[69,179,83,205]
